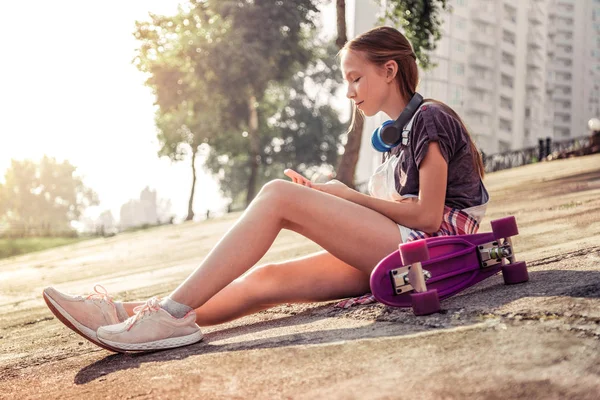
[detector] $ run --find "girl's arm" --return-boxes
[346,142,448,233]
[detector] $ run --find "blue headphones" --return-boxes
[371,92,424,152]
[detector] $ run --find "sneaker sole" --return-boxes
[43,291,124,353]
[97,330,203,352]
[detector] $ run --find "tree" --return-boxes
[383,0,449,70]
[134,0,320,214]
[201,0,320,206]
[0,157,98,237]
[134,7,222,221]
[203,40,345,208]
[334,0,448,187]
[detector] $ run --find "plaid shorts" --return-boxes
[335,206,481,309]
[406,206,480,241]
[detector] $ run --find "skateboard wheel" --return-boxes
[410,289,440,316]
[491,216,519,239]
[399,239,430,265]
[502,261,529,284]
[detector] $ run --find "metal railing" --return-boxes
[354,134,594,192]
[482,135,591,173]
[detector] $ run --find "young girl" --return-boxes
[43,26,488,352]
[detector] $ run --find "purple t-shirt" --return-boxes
[388,103,488,210]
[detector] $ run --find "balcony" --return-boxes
[527,50,544,68]
[553,88,572,100]
[471,8,497,25]
[468,100,493,115]
[464,120,492,137]
[554,34,573,47]
[498,106,513,120]
[528,34,545,50]
[553,119,571,129]
[467,76,494,92]
[526,89,543,104]
[501,40,516,54]
[500,63,515,77]
[553,71,573,85]
[554,46,572,59]
[552,61,572,73]
[469,30,492,45]
[528,7,544,25]
[526,72,544,89]
[499,84,513,98]
[469,53,494,69]
[555,18,574,32]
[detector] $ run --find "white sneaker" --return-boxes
[43,285,126,351]
[97,297,203,352]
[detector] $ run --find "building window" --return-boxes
[499,118,512,132]
[474,21,488,34]
[500,96,513,110]
[449,85,464,107]
[454,62,465,76]
[472,89,486,101]
[472,66,486,79]
[501,74,514,88]
[502,52,515,66]
[502,30,516,45]
[499,140,511,152]
[504,4,517,23]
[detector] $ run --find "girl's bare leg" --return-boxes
[123,250,370,326]
[124,180,402,314]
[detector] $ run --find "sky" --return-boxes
[0,0,336,223]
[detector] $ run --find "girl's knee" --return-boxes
[244,263,283,301]
[255,179,293,207]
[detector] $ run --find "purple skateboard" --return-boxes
[370,216,529,315]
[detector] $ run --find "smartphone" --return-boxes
[284,169,311,186]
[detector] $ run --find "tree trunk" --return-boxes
[336,108,364,188]
[245,94,260,207]
[335,0,347,49]
[186,145,197,221]
[334,0,363,188]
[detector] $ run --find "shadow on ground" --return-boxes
[74,268,600,385]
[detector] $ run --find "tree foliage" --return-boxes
[204,40,345,207]
[0,157,98,237]
[383,0,449,70]
[134,0,342,212]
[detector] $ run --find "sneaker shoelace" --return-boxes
[126,297,161,331]
[85,284,114,304]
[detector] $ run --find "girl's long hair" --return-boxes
[341,26,485,178]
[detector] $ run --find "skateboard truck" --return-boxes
[390,267,432,294]
[477,240,514,268]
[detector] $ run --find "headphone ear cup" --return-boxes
[371,121,394,152]
[379,122,401,148]
[371,126,388,152]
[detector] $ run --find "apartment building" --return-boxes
[350,0,600,184]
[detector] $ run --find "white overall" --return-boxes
[367,104,489,242]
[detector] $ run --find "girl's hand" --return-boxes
[311,179,352,200]
[284,169,312,188]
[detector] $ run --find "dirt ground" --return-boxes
[1,154,599,399]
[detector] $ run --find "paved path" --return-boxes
[1,154,599,399]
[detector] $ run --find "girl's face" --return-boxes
[341,50,393,117]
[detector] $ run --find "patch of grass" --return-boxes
[0,237,89,259]
[558,201,583,210]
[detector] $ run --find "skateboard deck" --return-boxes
[370,216,528,315]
